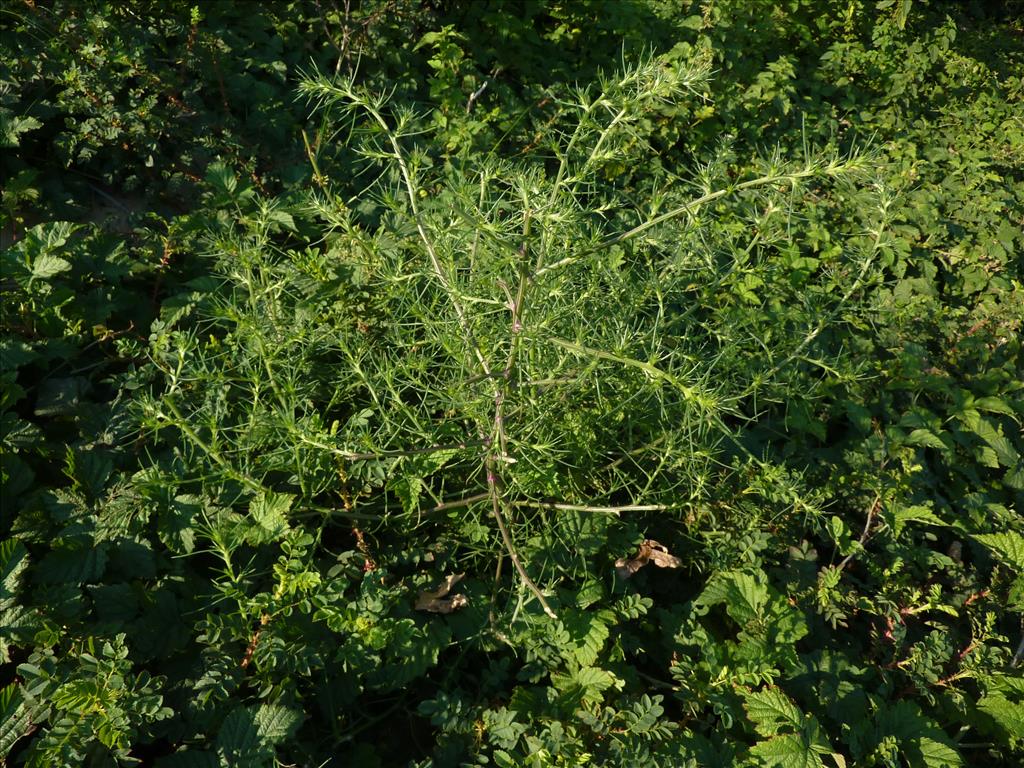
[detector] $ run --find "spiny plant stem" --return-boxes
[484,207,557,615]
[515,501,665,514]
[547,336,715,410]
[156,397,264,494]
[360,99,492,378]
[486,455,556,618]
[296,434,487,462]
[350,86,554,614]
[535,165,855,278]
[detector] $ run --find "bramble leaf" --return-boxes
[744,687,804,737]
[974,532,1024,569]
[749,733,823,768]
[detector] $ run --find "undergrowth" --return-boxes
[2,2,1023,767]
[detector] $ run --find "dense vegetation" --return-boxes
[2,1,1023,765]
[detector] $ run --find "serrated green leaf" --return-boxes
[729,574,769,625]
[158,495,200,554]
[30,255,72,281]
[906,429,949,450]
[24,713,87,767]
[1007,462,1024,490]
[0,683,38,758]
[890,505,947,537]
[978,695,1024,738]
[744,687,803,737]
[0,539,28,599]
[876,701,963,766]
[974,397,1017,417]
[265,208,296,232]
[749,733,823,768]
[550,666,618,705]
[960,411,1018,467]
[974,532,1024,569]
[912,736,963,767]
[698,571,768,626]
[392,475,421,516]
[561,609,610,667]
[215,707,268,765]
[254,703,302,744]
[483,707,526,751]
[1,415,43,449]
[245,491,293,544]
[64,449,112,501]
[1,113,42,148]
[36,544,107,584]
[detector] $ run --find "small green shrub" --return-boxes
[2,2,1023,766]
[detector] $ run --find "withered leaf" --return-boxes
[614,539,681,580]
[415,573,468,613]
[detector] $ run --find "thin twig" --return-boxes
[512,501,665,514]
[361,99,492,377]
[604,435,668,471]
[1011,622,1024,668]
[482,208,557,618]
[466,67,502,114]
[156,398,263,494]
[838,492,882,572]
[428,495,663,516]
[487,457,556,619]
[535,168,832,278]
[296,434,485,462]
[756,213,887,385]
[547,336,712,409]
[430,493,490,512]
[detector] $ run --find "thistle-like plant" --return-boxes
[143,54,887,621]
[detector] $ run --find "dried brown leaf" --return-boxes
[614,539,681,579]
[415,573,468,613]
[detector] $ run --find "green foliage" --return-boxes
[2,1,1023,766]
[17,635,172,766]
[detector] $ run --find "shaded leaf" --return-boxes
[974,532,1024,569]
[254,703,303,744]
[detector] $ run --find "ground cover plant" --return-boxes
[2,1,1023,766]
